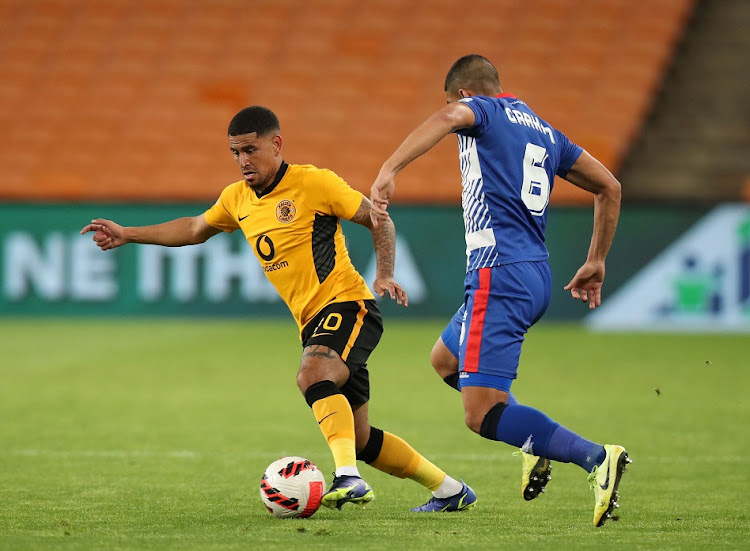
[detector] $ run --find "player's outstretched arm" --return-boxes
[562,151,622,308]
[370,102,475,226]
[80,215,221,251]
[350,196,408,307]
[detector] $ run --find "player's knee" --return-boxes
[430,339,458,379]
[295,369,312,393]
[296,355,349,393]
[429,347,447,377]
[478,402,508,441]
[465,401,509,437]
[464,409,485,434]
[296,367,329,394]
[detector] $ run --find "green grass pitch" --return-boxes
[1,319,747,549]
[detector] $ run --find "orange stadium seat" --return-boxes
[0,0,695,203]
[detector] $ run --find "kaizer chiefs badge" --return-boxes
[276,199,296,223]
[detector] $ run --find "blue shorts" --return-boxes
[440,305,464,359]
[441,305,516,391]
[458,261,551,390]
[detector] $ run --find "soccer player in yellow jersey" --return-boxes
[81,106,477,513]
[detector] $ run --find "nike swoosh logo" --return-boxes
[317,412,337,425]
[239,214,249,221]
[311,332,333,338]
[600,462,611,491]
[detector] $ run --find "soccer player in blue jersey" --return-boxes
[371,55,630,527]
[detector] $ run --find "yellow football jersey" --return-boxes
[204,162,375,333]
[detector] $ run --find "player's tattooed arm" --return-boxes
[349,196,395,279]
[349,196,375,229]
[372,219,397,282]
[349,196,408,306]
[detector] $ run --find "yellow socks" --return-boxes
[305,381,359,475]
[312,392,357,470]
[371,431,446,491]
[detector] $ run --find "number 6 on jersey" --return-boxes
[521,143,550,216]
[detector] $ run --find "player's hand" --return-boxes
[370,171,395,227]
[80,218,127,251]
[564,260,605,309]
[373,277,408,307]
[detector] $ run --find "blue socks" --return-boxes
[492,404,605,472]
[547,424,606,472]
[494,404,557,454]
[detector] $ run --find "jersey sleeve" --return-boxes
[203,183,241,232]
[456,96,491,136]
[308,169,363,219]
[553,129,584,177]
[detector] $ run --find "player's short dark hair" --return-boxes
[227,106,280,137]
[444,54,501,94]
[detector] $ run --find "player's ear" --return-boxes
[459,89,470,98]
[272,134,282,155]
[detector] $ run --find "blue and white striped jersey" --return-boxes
[456,93,583,272]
